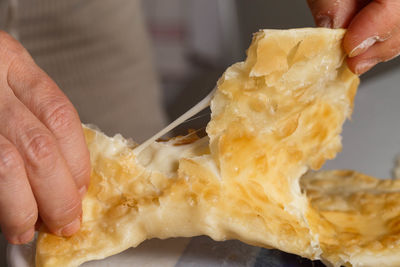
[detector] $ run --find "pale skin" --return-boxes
[0,32,90,244]
[307,0,400,74]
[0,0,399,245]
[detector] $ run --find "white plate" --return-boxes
[7,236,192,267]
[7,235,270,267]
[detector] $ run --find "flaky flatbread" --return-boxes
[35,28,385,267]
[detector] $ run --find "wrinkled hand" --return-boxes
[0,31,90,244]
[307,0,400,74]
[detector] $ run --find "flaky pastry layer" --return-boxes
[34,28,397,267]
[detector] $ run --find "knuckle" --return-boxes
[34,75,56,91]
[0,30,14,45]
[44,199,81,225]
[0,30,11,40]
[0,30,7,37]
[0,30,25,58]
[75,162,91,188]
[23,74,57,96]
[45,101,78,132]
[0,144,23,175]
[24,131,57,164]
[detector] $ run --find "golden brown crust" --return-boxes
[301,170,400,266]
[36,28,365,267]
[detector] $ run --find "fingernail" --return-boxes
[355,59,380,75]
[349,36,378,57]
[316,15,332,28]
[59,218,80,237]
[18,228,34,244]
[79,186,87,198]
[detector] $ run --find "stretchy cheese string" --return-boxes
[133,88,216,155]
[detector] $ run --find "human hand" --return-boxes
[307,0,400,74]
[0,31,90,244]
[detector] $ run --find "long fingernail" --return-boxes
[316,15,332,28]
[349,36,378,57]
[18,228,34,244]
[59,218,80,236]
[355,59,380,75]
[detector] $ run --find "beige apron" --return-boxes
[1,0,166,142]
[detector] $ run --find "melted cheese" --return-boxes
[35,28,371,267]
[137,137,209,177]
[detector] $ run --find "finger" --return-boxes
[344,0,400,57]
[0,134,37,244]
[347,30,400,74]
[307,0,369,28]
[35,218,43,231]
[0,94,82,236]
[6,42,90,194]
[0,31,25,69]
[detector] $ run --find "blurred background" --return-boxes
[142,0,315,131]
[142,0,400,128]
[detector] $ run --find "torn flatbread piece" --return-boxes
[36,28,363,267]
